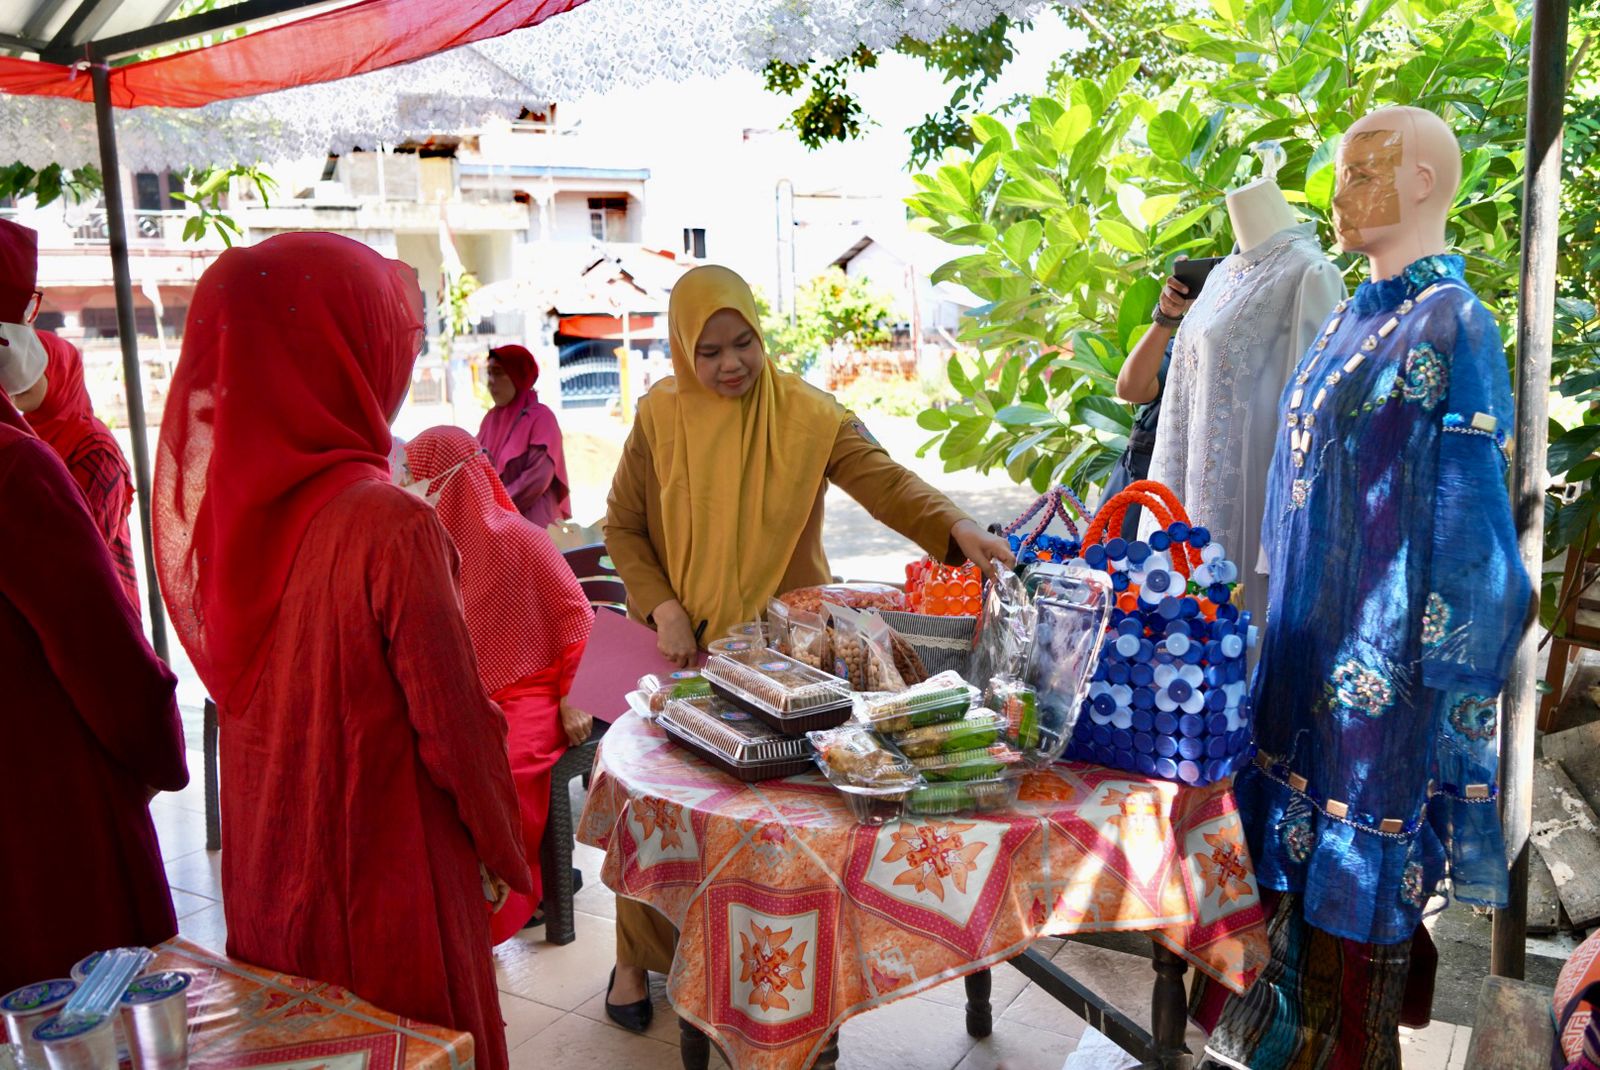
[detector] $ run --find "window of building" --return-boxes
[588,196,628,242]
[133,170,185,212]
[683,227,707,259]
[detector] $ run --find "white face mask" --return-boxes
[393,455,470,508]
[0,321,47,396]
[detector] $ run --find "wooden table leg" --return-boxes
[964,969,994,1038]
[679,1017,710,1070]
[812,1032,841,1069]
[1150,945,1193,1070]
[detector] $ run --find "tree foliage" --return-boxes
[756,269,896,373]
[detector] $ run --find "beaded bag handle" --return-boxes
[1001,486,1090,555]
[1080,480,1203,575]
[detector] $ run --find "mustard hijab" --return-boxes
[636,265,845,637]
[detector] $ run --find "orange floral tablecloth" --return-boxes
[145,938,473,1070]
[577,712,1269,1070]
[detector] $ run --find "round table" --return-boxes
[577,712,1268,1070]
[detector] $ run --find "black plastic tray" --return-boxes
[707,680,853,735]
[660,718,816,782]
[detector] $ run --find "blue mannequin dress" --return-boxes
[1196,254,1532,1069]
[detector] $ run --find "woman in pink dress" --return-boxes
[477,344,571,528]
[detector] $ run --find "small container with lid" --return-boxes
[905,773,1022,816]
[889,710,1003,758]
[119,972,190,1070]
[910,743,1023,782]
[658,695,814,781]
[2,980,76,1065]
[726,621,771,645]
[705,636,757,658]
[807,724,922,824]
[31,1015,115,1070]
[637,670,713,717]
[702,648,853,733]
[859,671,976,734]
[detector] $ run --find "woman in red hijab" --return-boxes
[154,234,530,1070]
[477,344,571,528]
[0,385,187,990]
[398,425,595,940]
[0,218,138,606]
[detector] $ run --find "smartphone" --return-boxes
[1173,255,1225,294]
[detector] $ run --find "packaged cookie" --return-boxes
[766,598,794,656]
[808,723,921,825]
[702,647,853,733]
[659,694,813,781]
[640,670,712,714]
[780,583,906,615]
[859,670,977,734]
[827,604,907,693]
[783,603,832,671]
[891,709,1003,758]
[910,742,1023,782]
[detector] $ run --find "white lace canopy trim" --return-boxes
[0,0,1046,172]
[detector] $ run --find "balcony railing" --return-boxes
[72,209,189,246]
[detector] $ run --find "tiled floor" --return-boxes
[153,749,1468,1069]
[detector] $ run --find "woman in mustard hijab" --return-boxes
[601,264,1011,1027]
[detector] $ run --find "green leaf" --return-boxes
[1000,219,1044,267]
[946,355,975,395]
[1265,53,1322,93]
[995,403,1057,427]
[1139,193,1184,227]
[969,152,1000,193]
[940,415,992,462]
[1155,203,1216,247]
[1209,0,1245,20]
[1548,424,1600,475]
[1075,394,1134,436]
[970,115,1012,149]
[1116,277,1164,351]
[1147,112,1191,162]
[917,408,953,431]
[1051,104,1093,153]
[1304,134,1342,212]
[997,177,1067,209]
[1097,218,1148,255]
[942,223,997,246]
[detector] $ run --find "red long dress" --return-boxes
[221,481,529,1069]
[0,399,187,991]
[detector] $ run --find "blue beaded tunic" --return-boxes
[1237,254,1531,945]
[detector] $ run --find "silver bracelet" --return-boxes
[1152,307,1184,329]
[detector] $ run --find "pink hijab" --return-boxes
[476,344,570,521]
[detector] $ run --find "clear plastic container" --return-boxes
[706,636,758,658]
[808,724,921,826]
[659,695,814,781]
[890,710,1003,758]
[905,773,1022,816]
[727,621,772,645]
[859,670,976,734]
[983,677,1041,753]
[703,647,853,732]
[910,743,1023,782]
[639,670,713,715]
[1020,584,1111,765]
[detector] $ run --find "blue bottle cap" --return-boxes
[1126,540,1151,564]
[1168,521,1190,542]
[1182,644,1205,665]
[1117,617,1143,636]
[1218,604,1240,622]
[1085,544,1108,569]
[1239,611,1253,629]
[1208,584,1232,605]
[1204,666,1227,688]
[1227,660,1246,684]
[1148,570,1174,595]
[1166,619,1191,638]
[1130,663,1154,687]
[1179,713,1205,737]
[1149,530,1171,552]
[1132,709,1154,731]
[1178,760,1202,783]
[1007,534,1022,550]
[1167,679,1193,704]
[1092,663,1109,682]
[1179,597,1200,619]
[1112,706,1134,730]
[1155,757,1180,779]
[1221,634,1245,659]
[1132,687,1155,710]
[1207,735,1229,758]
[1109,608,1126,626]
[1213,620,1234,638]
[1107,662,1131,685]
[1166,633,1191,657]
[1188,526,1211,549]
[1095,744,1115,765]
[1156,735,1178,758]
[1206,688,1227,711]
[1115,633,1141,658]
[1114,746,1136,768]
[1106,537,1128,561]
[1093,725,1113,745]
[1178,736,1203,760]
[1134,731,1155,753]
[1207,713,1230,735]
[1138,638,1157,661]
[1093,693,1116,715]
[1205,759,1227,783]
[1112,571,1131,592]
[1157,596,1182,620]
[1112,728,1134,751]
[1155,711,1178,735]
[1137,753,1158,776]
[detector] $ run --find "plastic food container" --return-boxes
[703,648,853,733]
[726,621,771,645]
[891,710,1003,758]
[119,973,190,1070]
[659,695,814,781]
[808,724,921,826]
[638,670,713,715]
[2,980,76,1065]
[778,583,905,615]
[706,637,757,658]
[859,671,976,734]
[32,1014,116,1070]
[905,773,1022,816]
[910,743,1023,782]
[1019,581,1112,765]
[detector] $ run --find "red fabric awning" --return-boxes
[557,314,663,340]
[0,0,588,108]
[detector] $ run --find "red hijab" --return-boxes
[27,332,132,485]
[477,345,570,520]
[399,425,593,693]
[155,233,423,712]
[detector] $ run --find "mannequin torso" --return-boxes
[1226,178,1298,253]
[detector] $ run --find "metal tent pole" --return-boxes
[1491,0,1570,980]
[91,59,170,663]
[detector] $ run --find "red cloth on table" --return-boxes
[0,387,187,991]
[154,235,528,1070]
[26,331,138,607]
[488,641,586,944]
[401,425,592,694]
[477,346,571,529]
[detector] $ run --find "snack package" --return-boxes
[860,670,976,733]
[967,569,1036,685]
[1020,581,1112,764]
[780,583,906,615]
[891,709,1003,758]
[640,670,712,714]
[1022,558,1104,601]
[910,742,1023,782]
[905,774,1021,816]
[784,603,832,671]
[807,723,920,793]
[983,676,1041,752]
[766,598,794,656]
[828,604,909,693]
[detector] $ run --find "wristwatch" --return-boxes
[1152,307,1184,329]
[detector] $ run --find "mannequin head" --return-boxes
[1332,107,1461,278]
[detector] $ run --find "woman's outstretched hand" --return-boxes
[652,599,699,668]
[560,698,593,747]
[480,863,511,913]
[951,518,1017,577]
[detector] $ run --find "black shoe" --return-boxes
[605,967,653,1033]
